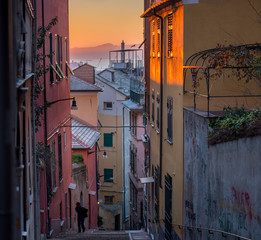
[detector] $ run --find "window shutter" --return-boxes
[104,169,113,182]
[167,14,173,57]
[157,18,161,57]
[49,33,54,84]
[152,21,155,57]
[104,133,113,147]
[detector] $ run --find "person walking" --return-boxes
[75,202,88,233]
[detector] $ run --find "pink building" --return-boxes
[36,0,74,237]
[70,66,102,230]
[122,99,146,230]
[71,116,101,229]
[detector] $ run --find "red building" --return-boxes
[36,0,74,237]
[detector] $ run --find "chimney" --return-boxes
[121,40,125,63]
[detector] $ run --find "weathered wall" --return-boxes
[183,108,261,240]
[72,162,88,231]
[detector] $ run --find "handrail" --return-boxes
[173,224,251,240]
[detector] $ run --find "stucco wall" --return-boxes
[183,108,261,240]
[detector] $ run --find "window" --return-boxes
[104,102,112,110]
[167,14,173,57]
[46,145,52,201]
[152,90,155,127]
[157,18,161,57]
[130,143,137,176]
[152,20,155,57]
[104,196,113,204]
[104,133,113,147]
[104,169,113,182]
[167,97,173,143]
[65,37,74,78]
[63,131,66,148]
[49,33,54,84]
[130,183,138,212]
[60,202,63,220]
[58,134,63,181]
[52,140,56,189]
[131,112,137,137]
[154,166,159,220]
[156,93,160,132]
[55,34,64,80]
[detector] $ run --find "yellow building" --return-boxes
[142,0,261,239]
[96,68,131,230]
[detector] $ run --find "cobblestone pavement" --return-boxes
[51,229,151,240]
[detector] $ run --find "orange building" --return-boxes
[142,0,261,239]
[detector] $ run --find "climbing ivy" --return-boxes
[33,17,58,130]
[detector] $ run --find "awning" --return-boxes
[68,183,77,190]
[140,177,154,184]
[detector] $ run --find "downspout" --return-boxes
[153,9,163,188]
[122,106,126,229]
[41,0,50,235]
[32,0,40,238]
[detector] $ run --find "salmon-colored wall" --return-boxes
[36,0,73,236]
[72,148,98,229]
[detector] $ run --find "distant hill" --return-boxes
[70,43,118,60]
[70,43,138,61]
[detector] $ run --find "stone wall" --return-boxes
[183,107,261,240]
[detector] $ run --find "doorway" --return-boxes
[115,214,120,230]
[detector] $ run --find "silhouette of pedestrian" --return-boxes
[75,202,88,233]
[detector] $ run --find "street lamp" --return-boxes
[45,97,78,110]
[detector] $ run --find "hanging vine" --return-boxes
[33,17,58,130]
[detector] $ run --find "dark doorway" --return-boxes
[115,214,120,230]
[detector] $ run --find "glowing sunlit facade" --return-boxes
[142,0,261,239]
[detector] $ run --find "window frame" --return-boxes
[104,196,113,204]
[104,102,113,110]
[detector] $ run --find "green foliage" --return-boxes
[36,142,56,167]
[209,105,261,137]
[34,17,58,131]
[72,154,84,164]
[207,44,261,83]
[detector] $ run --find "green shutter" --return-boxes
[104,133,113,147]
[104,169,113,182]
[49,33,54,84]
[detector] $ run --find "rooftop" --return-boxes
[96,68,143,97]
[70,75,102,92]
[71,116,101,149]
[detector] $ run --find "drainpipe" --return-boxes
[153,9,163,188]
[32,0,40,238]
[41,0,50,235]
[122,106,126,229]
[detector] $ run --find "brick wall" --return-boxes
[74,64,95,84]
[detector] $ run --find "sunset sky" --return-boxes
[69,0,144,48]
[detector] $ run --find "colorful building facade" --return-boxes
[36,0,74,237]
[142,0,261,239]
